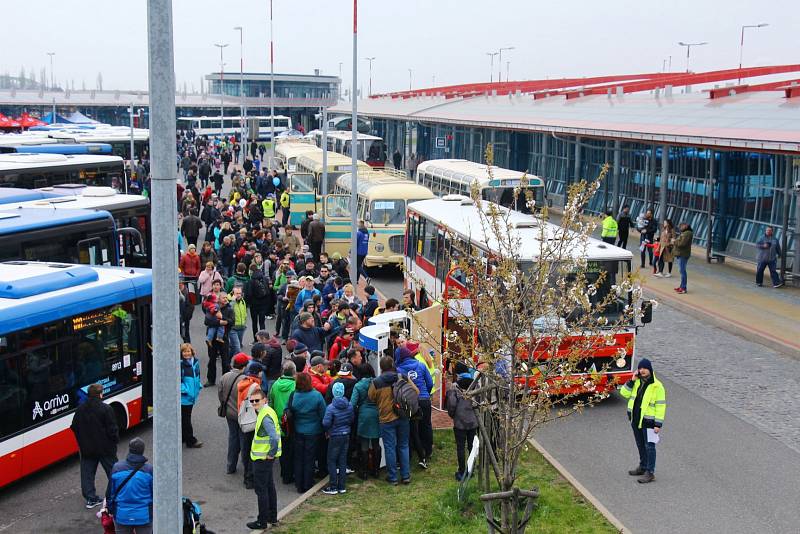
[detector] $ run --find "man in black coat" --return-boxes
[70,383,119,509]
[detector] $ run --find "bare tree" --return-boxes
[408,145,645,533]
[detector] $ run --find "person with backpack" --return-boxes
[108,438,153,534]
[368,356,416,485]
[269,361,297,485]
[245,266,270,341]
[219,353,250,475]
[350,363,381,480]
[395,345,433,469]
[322,382,355,495]
[445,362,479,481]
[237,361,265,490]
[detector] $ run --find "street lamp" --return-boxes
[677,41,708,73]
[498,46,514,83]
[739,23,768,81]
[213,43,229,140]
[408,68,412,91]
[46,52,56,121]
[486,52,498,83]
[234,26,246,164]
[268,0,275,162]
[365,57,375,96]
[338,62,343,100]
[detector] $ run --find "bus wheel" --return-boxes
[111,403,129,431]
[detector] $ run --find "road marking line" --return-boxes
[528,436,630,534]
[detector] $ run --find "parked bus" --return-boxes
[315,131,386,167]
[4,186,150,268]
[273,139,321,173]
[0,207,144,267]
[415,159,548,214]
[0,187,62,204]
[177,115,291,141]
[324,170,434,267]
[0,143,112,155]
[0,153,126,191]
[0,261,152,488]
[45,128,149,162]
[404,196,647,396]
[289,151,372,225]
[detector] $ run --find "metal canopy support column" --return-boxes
[146,0,181,531]
[706,149,716,260]
[648,144,657,209]
[321,107,328,196]
[658,144,669,222]
[781,155,791,282]
[572,136,581,193]
[612,139,621,213]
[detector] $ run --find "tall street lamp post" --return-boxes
[214,43,229,140]
[486,52,498,83]
[739,23,768,82]
[234,26,246,164]
[498,46,514,83]
[678,41,708,73]
[365,57,375,96]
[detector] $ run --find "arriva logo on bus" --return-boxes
[32,393,70,420]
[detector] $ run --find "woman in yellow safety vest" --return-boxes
[261,194,277,220]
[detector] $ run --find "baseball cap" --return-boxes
[232,353,251,366]
[338,362,354,376]
[310,356,328,367]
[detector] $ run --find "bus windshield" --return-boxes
[370,199,406,225]
[483,186,546,214]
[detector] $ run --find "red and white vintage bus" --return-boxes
[0,262,152,488]
[404,196,651,397]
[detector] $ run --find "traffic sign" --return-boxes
[435,136,446,148]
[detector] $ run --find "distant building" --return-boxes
[206,70,339,101]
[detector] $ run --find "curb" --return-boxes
[252,476,330,533]
[644,285,800,359]
[528,437,630,534]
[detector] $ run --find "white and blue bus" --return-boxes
[0,261,152,488]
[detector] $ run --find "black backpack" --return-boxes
[252,277,268,299]
[392,375,420,419]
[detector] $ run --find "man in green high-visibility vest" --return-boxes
[601,209,619,245]
[246,389,281,530]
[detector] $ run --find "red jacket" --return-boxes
[309,370,331,396]
[328,335,352,361]
[179,252,202,278]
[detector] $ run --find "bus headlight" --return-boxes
[374,244,385,252]
[616,357,627,368]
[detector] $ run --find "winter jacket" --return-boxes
[245,270,270,313]
[199,248,218,269]
[181,215,203,239]
[218,369,245,419]
[289,389,326,435]
[307,220,326,244]
[363,294,380,319]
[324,376,358,404]
[294,288,321,313]
[673,230,693,259]
[179,252,202,278]
[109,453,153,526]
[225,273,250,294]
[197,269,223,298]
[70,397,119,457]
[328,335,352,361]
[357,227,369,256]
[237,374,262,410]
[321,279,338,311]
[268,376,297,428]
[368,371,399,424]
[263,340,284,382]
[396,352,433,401]
[756,235,782,263]
[309,370,332,396]
[180,357,202,406]
[351,377,380,439]
[291,324,327,353]
[283,233,301,255]
[445,381,478,430]
[323,397,355,436]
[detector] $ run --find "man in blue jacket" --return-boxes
[109,438,153,533]
[290,312,331,353]
[395,346,433,469]
[356,220,370,283]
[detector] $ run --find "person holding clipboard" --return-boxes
[620,359,667,484]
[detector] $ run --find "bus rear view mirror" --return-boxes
[641,300,653,324]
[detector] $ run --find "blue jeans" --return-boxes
[226,417,243,473]
[632,425,657,473]
[327,434,350,491]
[677,256,689,290]
[293,432,319,492]
[228,327,245,357]
[380,418,410,482]
[756,260,781,286]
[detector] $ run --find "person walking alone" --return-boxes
[616,205,632,249]
[755,227,784,288]
[619,359,667,484]
[70,383,119,509]
[672,223,693,294]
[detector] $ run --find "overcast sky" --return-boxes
[3,0,797,94]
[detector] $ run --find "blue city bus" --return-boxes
[0,261,152,487]
[0,187,62,204]
[0,207,141,266]
[0,143,113,155]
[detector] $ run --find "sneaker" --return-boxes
[628,467,645,476]
[653,272,663,277]
[338,488,347,494]
[401,478,411,485]
[246,520,268,530]
[266,315,274,320]
[664,273,672,278]
[187,441,204,448]
[637,471,655,484]
[85,498,103,509]
[675,288,686,294]
[346,467,355,474]
[418,458,428,469]
[455,471,464,481]
[385,476,398,486]
[673,287,681,291]
[322,486,339,495]
[756,283,763,287]
[774,282,785,288]
[244,480,254,490]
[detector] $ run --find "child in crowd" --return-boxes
[322,382,354,495]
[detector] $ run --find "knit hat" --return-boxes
[405,341,420,354]
[232,353,251,367]
[293,342,308,355]
[245,361,265,376]
[637,358,653,373]
[395,346,412,363]
[129,437,145,455]
[332,382,345,398]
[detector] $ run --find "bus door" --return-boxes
[138,299,153,420]
[117,227,148,268]
[288,172,317,226]
[323,194,353,258]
